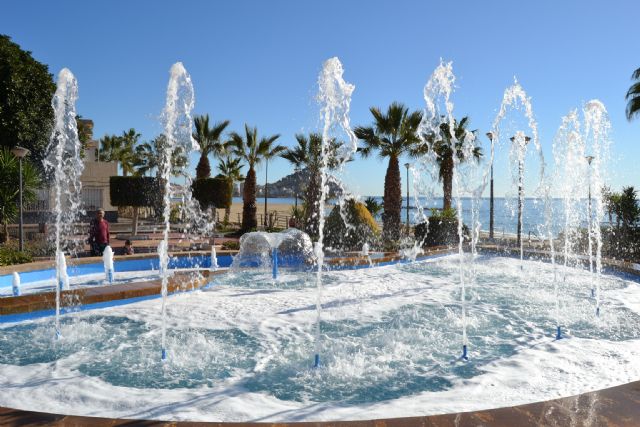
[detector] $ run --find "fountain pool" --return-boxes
[0,253,639,422]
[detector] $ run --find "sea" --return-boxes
[233,196,597,237]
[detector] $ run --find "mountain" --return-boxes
[238,169,343,198]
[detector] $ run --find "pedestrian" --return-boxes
[88,209,110,256]
[123,239,134,255]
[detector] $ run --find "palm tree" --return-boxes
[134,141,158,177]
[420,116,482,211]
[217,156,245,223]
[262,142,286,227]
[193,114,230,180]
[0,149,41,243]
[281,132,344,238]
[354,102,422,242]
[229,124,281,231]
[364,196,383,219]
[99,128,139,176]
[626,67,640,121]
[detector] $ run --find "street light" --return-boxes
[486,132,495,240]
[404,162,411,233]
[510,134,531,248]
[10,146,30,252]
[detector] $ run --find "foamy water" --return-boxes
[0,255,638,422]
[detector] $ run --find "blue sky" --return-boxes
[2,0,638,196]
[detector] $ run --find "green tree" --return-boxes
[217,156,245,223]
[0,35,56,170]
[354,102,422,243]
[193,114,230,180]
[626,67,640,121]
[134,141,158,177]
[0,148,41,243]
[364,196,383,218]
[280,132,344,239]
[229,124,280,231]
[98,129,140,176]
[420,116,482,211]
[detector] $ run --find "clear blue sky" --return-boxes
[2,0,638,196]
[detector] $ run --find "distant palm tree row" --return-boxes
[99,103,483,243]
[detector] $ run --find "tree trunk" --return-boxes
[442,154,454,211]
[264,160,268,227]
[382,155,401,243]
[0,222,8,244]
[132,206,139,235]
[224,206,231,224]
[304,168,321,240]
[242,166,257,231]
[195,154,211,180]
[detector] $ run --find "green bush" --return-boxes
[192,177,233,210]
[221,240,240,250]
[110,176,163,208]
[0,246,32,266]
[415,208,468,247]
[324,199,380,251]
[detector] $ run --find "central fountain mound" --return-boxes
[231,229,315,274]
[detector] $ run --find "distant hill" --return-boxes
[238,169,343,198]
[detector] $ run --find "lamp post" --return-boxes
[510,134,531,248]
[486,132,495,240]
[10,146,30,252]
[404,162,411,233]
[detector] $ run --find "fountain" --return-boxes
[43,68,85,337]
[231,229,315,277]
[103,246,114,284]
[158,62,199,360]
[11,272,20,297]
[210,246,218,272]
[1,60,638,425]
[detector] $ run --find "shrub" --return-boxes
[192,177,233,210]
[110,176,163,208]
[415,208,468,247]
[221,240,240,250]
[324,198,380,251]
[0,246,32,266]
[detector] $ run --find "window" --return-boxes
[82,188,103,211]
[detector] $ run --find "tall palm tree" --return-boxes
[626,67,640,121]
[229,124,281,231]
[217,156,245,223]
[281,132,343,238]
[354,102,422,242]
[193,114,230,180]
[420,116,482,211]
[99,128,139,176]
[262,142,286,227]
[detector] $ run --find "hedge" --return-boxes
[109,176,163,208]
[192,177,233,210]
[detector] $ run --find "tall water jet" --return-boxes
[158,62,198,360]
[490,79,546,267]
[314,57,358,367]
[44,68,85,337]
[552,110,587,338]
[583,100,611,316]
[418,60,482,360]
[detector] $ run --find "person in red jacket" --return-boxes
[89,209,110,256]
